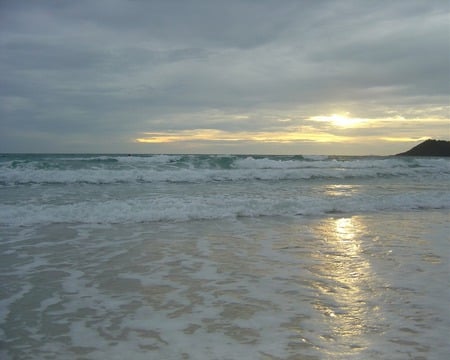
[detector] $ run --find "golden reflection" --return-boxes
[324,184,359,197]
[335,218,357,241]
[310,216,378,351]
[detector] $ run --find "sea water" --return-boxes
[0,154,449,359]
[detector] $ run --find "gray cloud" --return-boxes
[0,0,448,154]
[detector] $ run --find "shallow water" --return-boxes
[1,211,449,359]
[1,154,449,358]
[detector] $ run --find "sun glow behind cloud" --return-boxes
[133,107,449,154]
[134,113,447,153]
[136,112,447,142]
[309,113,371,128]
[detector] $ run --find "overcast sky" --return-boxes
[1,0,449,154]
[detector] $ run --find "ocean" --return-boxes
[0,153,449,359]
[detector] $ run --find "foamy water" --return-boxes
[0,154,448,226]
[1,154,449,359]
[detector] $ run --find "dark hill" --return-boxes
[396,139,450,156]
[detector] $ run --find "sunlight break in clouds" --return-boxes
[135,111,448,151]
[309,113,370,128]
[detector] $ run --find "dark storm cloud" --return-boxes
[0,0,448,153]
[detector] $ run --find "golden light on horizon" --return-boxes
[134,112,449,150]
[135,128,350,144]
[381,136,431,142]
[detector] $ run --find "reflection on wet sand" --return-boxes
[310,216,381,355]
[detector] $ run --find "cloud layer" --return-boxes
[1,0,449,154]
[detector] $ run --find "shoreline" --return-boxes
[2,209,449,359]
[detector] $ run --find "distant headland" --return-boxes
[396,139,450,157]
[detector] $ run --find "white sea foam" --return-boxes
[0,158,448,185]
[2,212,449,359]
[1,188,448,226]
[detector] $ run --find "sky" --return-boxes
[0,0,449,155]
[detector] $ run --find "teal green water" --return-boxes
[1,153,449,359]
